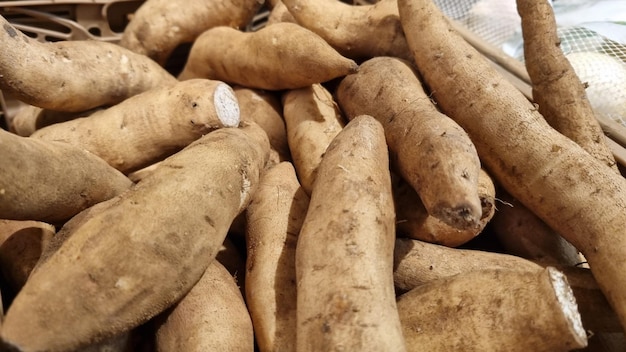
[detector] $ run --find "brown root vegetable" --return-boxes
[283,0,411,61]
[398,0,626,332]
[397,267,588,351]
[490,190,581,266]
[517,0,617,172]
[31,79,241,174]
[266,0,297,26]
[336,56,482,230]
[234,87,290,164]
[154,260,254,352]
[394,168,495,247]
[32,197,119,273]
[119,0,263,66]
[0,129,132,223]
[10,105,101,137]
[245,161,309,352]
[177,23,359,90]
[393,237,620,334]
[282,83,345,195]
[0,15,177,112]
[127,161,162,183]
[296,115,406,351]
[393,237,542,293]
[0,123,269,351]
[0,220,55,293]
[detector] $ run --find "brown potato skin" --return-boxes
[397,267,587,351]
[235,87,290,165]
[0,129,133,223]
[490,190,581,266]
[31,79,240,174]
[0,220,55,293]
[337,56,482,230]
[0,15,177,112]
[267,1,297,26]
[283,0,411,61]
[393,238,621,335]
[245,161,309,352]
[155,260,254,352]
[10,105,101,137]
[398,0,626,332]
[394,169,495,247]
[0,124,269,352]
[296,115,406,352]
[517,0,616,172]
[282,83,345,195]
[393,237,542,293]
[178,23,359,90]
[119,0,263,65]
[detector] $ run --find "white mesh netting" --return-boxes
[434,0,626,126]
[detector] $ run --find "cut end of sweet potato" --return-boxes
[214,83,241,128]
[548,266,588,348]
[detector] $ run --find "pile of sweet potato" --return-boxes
[1,0,625,351]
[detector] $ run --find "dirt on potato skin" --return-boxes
[0,125,269,352]
[398,0,626,334]
[296,116,406,352]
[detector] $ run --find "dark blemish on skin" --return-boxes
[4,24,17,38]
[204,215,215,227]
[191,102,198,108]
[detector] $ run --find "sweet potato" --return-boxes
[393,237,620,334]
[490,0,617,271]
[0,129,132,223]
[245,161,309,352]
[32,197,120,273]
[119,0,263,66]
[399,0,626,332]
[127,161,162,183]
[0,220,54,293]
[266,0,296,26]
[10,105,101,137]
[234,87,290,165]
[282,0,411,61]
[397,267,587,351]
[0,15,177,112]
[177,23,359,90]
[490,190,581,266]
[282,83,345,195]
[0,123,269,351]
[517,0,617,171]
[154,260,254,352]
[337,56,482,230]
[393,237,542,293]
[394,168,495,247]
[296,115,406,351]
[31,79,241,174]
